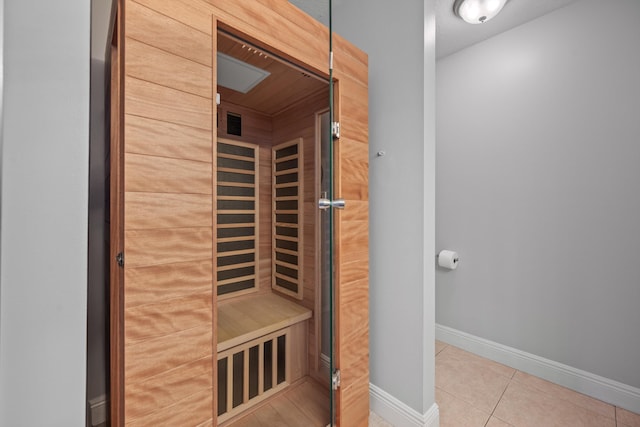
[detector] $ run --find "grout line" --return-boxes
[485,374,512,427]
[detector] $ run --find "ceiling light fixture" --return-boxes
[454,0,508,24]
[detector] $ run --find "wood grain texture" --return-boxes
[125,324,212,384]
[126,77,212,131]
[217,33,326,116]
[125,192,212,230]
[126,388,214,427]
[221,379,329,427]
[218,102,272,146]
[287,321,308,383]
[125,227,212,268]
[110,10,125,424]
[221,378,329,427]
[339,80,368,145]
[217,293,311,352]
[119,2,215,425]
[117,1,369,424]
[125,356,213,421]
[336,374,370,427]
[125,292,213,343]
[124,260,213,309]
[127,0,212,66]
[126,37,212,98]
[125,114,212,162]
[332,42,370,427]
[125,153,212,195]
[134,0,213,34]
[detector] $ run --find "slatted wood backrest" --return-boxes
[215,138,259,298]
[272,138,304,300]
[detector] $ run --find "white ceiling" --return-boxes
[436,0,581,58]
[291,0,582,59]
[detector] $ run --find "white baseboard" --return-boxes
[370,383,439,427]
[436,323,640,414]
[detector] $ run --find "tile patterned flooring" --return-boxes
[230,341,640,426]
[434,340,640,427]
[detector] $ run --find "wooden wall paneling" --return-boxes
[126,0,212,67]
[119,0,215,424]
[218,101,273,146]
[125,192,212,230]
[125,356,213,420]
[126,389,215,427]
[126,37,212,98]
[126,78,212,131]
[332,38,370,426]
[257,144,273,294]
[125,292,213,343]
[133,0,214,35]
[110,3,125,424]
[132,0,330,76]
[116,1,370,425]
[125,114,212,162]
[124,260,213,310]
[125,228,213,268]
[125,153,212,195]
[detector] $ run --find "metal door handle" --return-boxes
[318,198,346,210]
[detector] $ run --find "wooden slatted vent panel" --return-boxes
[217,330,289,423]
[216,138,259,297]
[272,138,304,300]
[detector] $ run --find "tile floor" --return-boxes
[435,340,640,427]
[370,411,394,427]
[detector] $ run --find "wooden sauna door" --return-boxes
[111,1,369,426]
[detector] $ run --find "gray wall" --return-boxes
[436,0,640,389]
[334,0,437,415]
[0,0,90,425]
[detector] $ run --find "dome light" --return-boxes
[454,0,508,24]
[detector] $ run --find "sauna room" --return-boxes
[110,2,369,425]
[214,30,331,425]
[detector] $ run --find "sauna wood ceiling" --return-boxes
[217,33,328,116]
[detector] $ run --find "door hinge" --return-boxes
[332,369,341,390]
[116,252,124,268]
[332,121,340,139]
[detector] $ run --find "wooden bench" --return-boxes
[217,293,312,423]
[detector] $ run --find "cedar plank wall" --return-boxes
[120,0,369,426]
[217,100,273,297]
[122,0,214,425]
[334,76,370,427]
[272,89,328,386]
